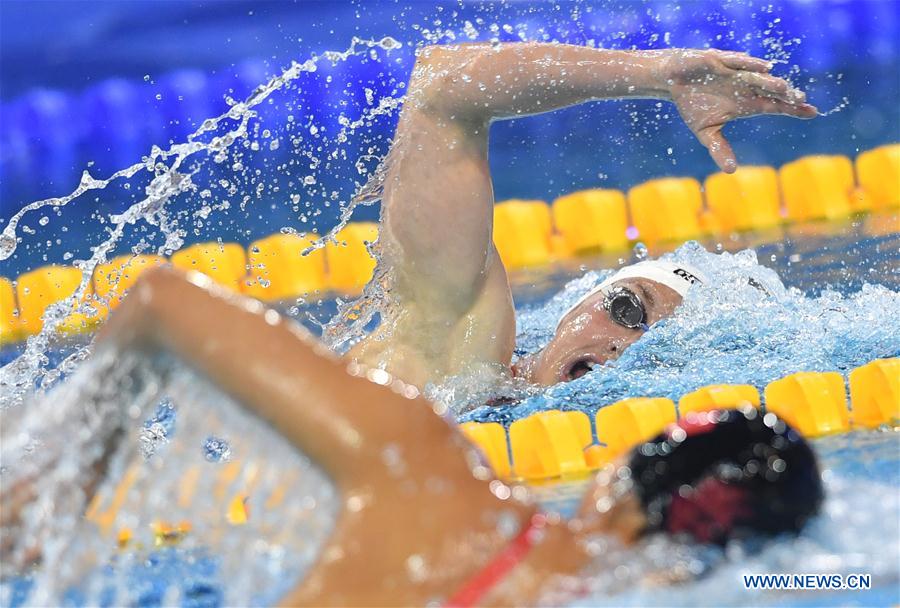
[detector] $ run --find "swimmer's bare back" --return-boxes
[352,43,816,388]
[92,266,639,606]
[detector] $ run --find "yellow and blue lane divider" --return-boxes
[9,144,894,549]
[461,358,899,482]
[1,144,897,346]
[82,357,897,549]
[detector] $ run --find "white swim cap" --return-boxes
[557,260,707,329]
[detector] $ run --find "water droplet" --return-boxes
[633,242,649,260]
[140,399,176,459]
[405,554,428,583]
[203,436,232,463]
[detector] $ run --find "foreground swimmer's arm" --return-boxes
[93,266,541,605]
[89,268,820,606]
[360,43,815,387]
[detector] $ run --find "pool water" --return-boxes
[1,213,897,607]
[1,1,898,603]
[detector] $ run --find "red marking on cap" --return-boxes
[670,412,720,439]
[666,477,752,543]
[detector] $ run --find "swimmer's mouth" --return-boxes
[561,357,600,382]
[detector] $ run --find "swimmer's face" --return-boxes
[520,278,683,386]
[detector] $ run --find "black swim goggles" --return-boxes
[602,286,648,330]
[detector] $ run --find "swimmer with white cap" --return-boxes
[514,260,707,385]
[342,41,813,389]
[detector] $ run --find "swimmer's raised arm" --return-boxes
[417,44,816,170]
[364,42,815,386]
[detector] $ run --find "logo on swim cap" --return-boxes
[673,267,701,285]
[555,260,707,330]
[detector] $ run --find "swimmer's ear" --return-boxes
[698,126,737,174]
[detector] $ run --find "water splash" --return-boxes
[538,431,900,607]
[0,353,337,606]
[463,242,900,421]
[0,36,404,410]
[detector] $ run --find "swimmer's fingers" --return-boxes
[697,126,737,173]
[737,71,797,100]
[747,96,819,119]
[718,52,772,73]
[738,72,813,109]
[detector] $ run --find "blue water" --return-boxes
[1,1,898,605]
[460,220,900,423]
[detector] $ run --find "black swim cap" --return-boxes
[629,408,823,545]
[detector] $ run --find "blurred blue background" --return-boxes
[1,0,898,274]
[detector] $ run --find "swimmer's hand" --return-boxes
[661,49,817,173]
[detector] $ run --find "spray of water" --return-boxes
[1,351,337,606]
[0,36,404,410]
[463,242,900,421]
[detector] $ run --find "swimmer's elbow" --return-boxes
[410,45,491,118]
[410,46,457,101]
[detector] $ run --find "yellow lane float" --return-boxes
[551,189,629,254]
[587,397,677,468]
[460,422,511,479]
[508,410,591,479]
[324,222,379,294]
[15,265,100,336]
[764,371,850,437]
[779,155,858,220]
[704,166,782,232]
[848,358,900,428]
[493,199,555,269]
[627,177,704,244]
[856,144,899,209]
[93,254,166,310]
[171,242,247,291]
[242,232,327,301]
[679,384,761,416]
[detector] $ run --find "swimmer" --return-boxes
[2,267,824,604]
[1,266,822,605]
[347,42,816,388]
[1,42,822,603]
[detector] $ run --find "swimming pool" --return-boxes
[1,212,897,606]
[1,1,899,605]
